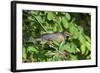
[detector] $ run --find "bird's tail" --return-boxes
[25,37,42,43]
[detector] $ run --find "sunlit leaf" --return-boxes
[22,47,27,59]
[79,34,86,44]
[35,16,43,23]
[28,46,38,53]
[62,43,76,53]
[69,23,79,39]
[53,23,57,32]
[78,26,84,33]
[85,35,91,43]
[80,45,86,54]
[62,17,69,29]
[85,41,91,50]
[47,12,54,20]
[69,54,77,60]
[65,13,71,20]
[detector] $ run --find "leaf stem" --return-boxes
[33,16,48,32]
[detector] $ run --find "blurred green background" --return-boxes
[22,10,91,63]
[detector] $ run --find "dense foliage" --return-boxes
[22,10,91,62]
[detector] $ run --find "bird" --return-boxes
[26,32,71,43]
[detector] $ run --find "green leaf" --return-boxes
[59,41,64,50]
[69,43,77,53]
[65,13,71,20]
[86,55,91,59]
[61,43,70,51]
[30,11,38,15]
[85,35,91,43]
[78,26,84,33]
[35,16,43,23]
[62,43,76,53]
[80,45,86,54]
[69,23,79,39]
[52,53,62,61]
[28,46,38,53]
[79,34,86,44]
[45,51,55,56]
[53,23,57,32]
[61,17,69,29]
[52,40,60,46]
[27,16,31,20]
[85,42,91,50]
[22,47,27,59]
[47,12,54,20]
[57,23,63,32]
[69,54,77,60]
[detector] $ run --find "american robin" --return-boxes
[27,32,71,43]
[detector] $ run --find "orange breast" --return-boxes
[58,35,65,42]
